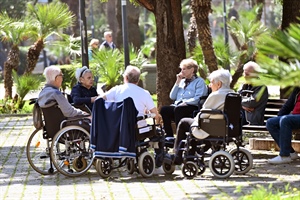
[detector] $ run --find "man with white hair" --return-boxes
[101,65,159,122]
[38,66,89,117]
[99,31,116,50]
[239,61,269,125]
[101,65,163,167]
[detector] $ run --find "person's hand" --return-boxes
[177,102,187,106]
[242,106,254,112]
[176,72,184,85]
[91,96,98,103]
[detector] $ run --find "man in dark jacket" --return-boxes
[267,87,300,164]
[239,61,269,125]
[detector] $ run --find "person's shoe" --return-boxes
[290,152,299,160]
[268,155,292,164]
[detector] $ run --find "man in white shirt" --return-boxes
[101,65,163,167]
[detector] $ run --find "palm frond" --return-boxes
[26,2,75,39]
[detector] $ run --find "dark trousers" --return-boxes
[160,105,198,137]
[174,118,211,161]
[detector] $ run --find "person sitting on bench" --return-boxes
[267,87,300,164]
[239,61,268,125]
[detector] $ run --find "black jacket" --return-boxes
[278,87,300,116]
[70,83,98,111]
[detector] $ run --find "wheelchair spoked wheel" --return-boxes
[162,163,175,175]
[50,125,93,177]
[209,150,235,179]
[181,161,198,179]
[138,151,155,178]
[229,147,253,175]
[126,158,135,174]
[26,128,58,175]
[95,158,113,178]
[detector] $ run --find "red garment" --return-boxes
[292,93,300,114]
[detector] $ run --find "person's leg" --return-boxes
[173,118,194,164]
[174,105,198,126]
[160,105,175,137]
[278,115,300,156]
[266,116,281,148]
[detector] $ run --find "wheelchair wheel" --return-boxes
[181,161,198,179]
[50,125,93,177]
[73,157,88,172]
[95,158,113,178]
[26,128,57,175]
[138,151,155,178]
[126,158,135,174]
[209,150,235,179]
[229,147,253,175]
[162,163,175,175]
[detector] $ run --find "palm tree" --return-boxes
[254,23,300,89]
[227,7,268,88]
[0,13,33,99]
[24,2,75,75]
[190,0,218,73]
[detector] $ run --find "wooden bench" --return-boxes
[242,98,300,140]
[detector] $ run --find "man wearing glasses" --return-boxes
[38,66,90,117]
[99,31,116,50]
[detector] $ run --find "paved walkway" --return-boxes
[0,115,300,200]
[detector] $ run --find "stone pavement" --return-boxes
[0,115,300,200]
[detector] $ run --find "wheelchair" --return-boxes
[163,93,253,179]
[26,98,93,177]
[91,97,164,178]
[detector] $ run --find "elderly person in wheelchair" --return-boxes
[70,66,98,112]
[39,65,91,118]
[27,66,92,177]
[169,69,233,165]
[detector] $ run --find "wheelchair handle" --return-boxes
[29,98,38,105]
[137,113,156,121]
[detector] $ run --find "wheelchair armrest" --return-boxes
[137,113,156,121]
[200,109,223,114]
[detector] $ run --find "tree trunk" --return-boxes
[280,0,300,98]
[191,0,218,73]
[254,0,264,22]
[106,0,117,38]
[187,16,197,54]
[4,45,19,99]
[61,0,80,36]
[136,0,186,110]
[24,39,44,75]
[116,1,141,50]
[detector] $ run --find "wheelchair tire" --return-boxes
[73,157,88,172]
[50,125,93,177]
[126,158,135,174]
[181,161,198,179]
[229,147,253,175]
[138,151,155,178]
[95,158,113,178]
[209,150,235,179]
[26,128,58,175]
[162,163,175,175]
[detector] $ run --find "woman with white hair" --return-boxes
[38,66,88,117]
[170,68,234,165]
[71,66,98,111]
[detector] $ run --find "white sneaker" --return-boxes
[290,152,299,160]
[268,155,292,164]
[154,166,164,174]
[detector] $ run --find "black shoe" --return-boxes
[155,150,164,168]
